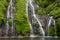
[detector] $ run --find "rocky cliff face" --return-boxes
[27,0,56,36]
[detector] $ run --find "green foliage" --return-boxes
[14,0,30,35]
[45,3,57,13]
[0,13,5,25]
[37,8,46,16]
[49,8,60,18]
[56,18,60,36]
[9,18,12,26]
[0,0,8,25]
[36,0,60,36]
[48,26,56,36]
[35,0,56,8]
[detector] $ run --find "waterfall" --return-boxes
[5,0,15,36]
[26,0,34,37]
[47,16,53,36]
[10,0,15,36]
[48,16,56,36]
[5,0,11,36]
[29,0,45,36]
[26,0,57,37]
[48,16,53,28]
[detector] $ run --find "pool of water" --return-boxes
[0,37,60,40]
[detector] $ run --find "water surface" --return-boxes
[0,37,60,40]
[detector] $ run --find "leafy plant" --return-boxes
[0,0,8,25]
[14,0,30,35]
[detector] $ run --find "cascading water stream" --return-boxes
[48,16,53,36]
[26,0,57,37]
[5,0,15,36]
[47,16,52,36]
[48,16,56,36]
[6,0,11,36]
[48,16,53,28]
[26,0,34,37]
[10,0,15,36]
[29,0,45,36]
